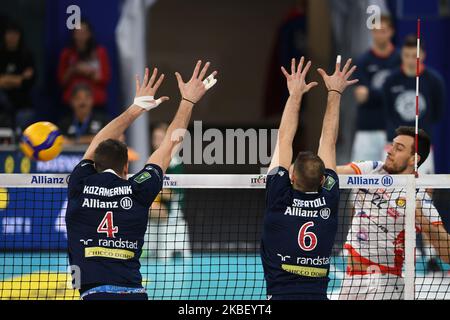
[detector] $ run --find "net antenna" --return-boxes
[414,19,421,177]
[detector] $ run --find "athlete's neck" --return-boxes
[293,183,317,194]
[372,42,394,58]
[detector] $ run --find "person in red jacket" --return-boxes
[58,19,111,110]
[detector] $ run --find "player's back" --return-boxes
[66,160,163,290]
[261,167,339,298]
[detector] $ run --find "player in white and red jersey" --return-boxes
[337,126,450,300]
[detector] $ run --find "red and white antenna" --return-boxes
[414,19,421,178]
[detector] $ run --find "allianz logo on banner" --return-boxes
[30,175,68,184]
[36,155,82,173]
[347,175,394,187]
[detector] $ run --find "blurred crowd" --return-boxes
[351,15,445,174]
[0,8,447,175]
[0,17,111,146]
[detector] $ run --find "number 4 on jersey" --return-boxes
[97,211,118,238]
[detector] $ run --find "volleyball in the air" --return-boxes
[20,122,64,162]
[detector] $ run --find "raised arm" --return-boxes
[416,204,450,264]
[83,67,168,160]
[268,57,318,173]
[317,58,358,171]
[336,165,359,175]
[147,60,218,173]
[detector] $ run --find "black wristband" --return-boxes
[182,97,196,105]
[328,89,342,95]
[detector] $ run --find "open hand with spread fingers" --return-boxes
[317,57,359,94]
[175,60,218,105]
[281,57,319,100]
[134,67,169,111]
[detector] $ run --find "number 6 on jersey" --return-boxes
[97,211,119,238]
[298,222,317,251]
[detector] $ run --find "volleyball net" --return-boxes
[0,174,449,300]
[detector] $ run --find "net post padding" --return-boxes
[404,175,416,300]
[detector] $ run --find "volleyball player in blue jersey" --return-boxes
[66,61,217,300]
[261,56,358,300]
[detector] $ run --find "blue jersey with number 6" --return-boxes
[66,159,163,290]
[261,167,339,296]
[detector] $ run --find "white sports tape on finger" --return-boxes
[133,96,163,111]
[203,74,218,90]
[336,55,342,64]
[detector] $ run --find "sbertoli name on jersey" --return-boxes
[284,197,326,217]
[82,185,132,197]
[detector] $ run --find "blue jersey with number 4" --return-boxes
[261,167,339,296]
[66,159,163,290]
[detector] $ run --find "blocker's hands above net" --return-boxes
[317,56,359,94]
[134,67,170,111]
[175,60,218,105]
[281,57,318,99]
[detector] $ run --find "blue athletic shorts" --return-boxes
[80,285,148,300]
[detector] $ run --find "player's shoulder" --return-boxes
[67,159,98,195]
[265,166,292,204]
[266,166,290,183]
[322,169,339,193]
[324,168,339,182]
[71,159,96,173]
[129,163,164,185]
[351,160,385,174]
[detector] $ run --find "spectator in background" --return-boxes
[352,15,400,162]
[264,1,308,118]
[59,83,108,145]
[382,35,446,174]
[0,21,36,131]
[144,122,191,260]
[57,19,111,112]
[382,35,446,273]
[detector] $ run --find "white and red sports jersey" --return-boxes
[344,161,442,276]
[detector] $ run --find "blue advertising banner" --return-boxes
[0,150,83,174]
[0,187,68,250]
